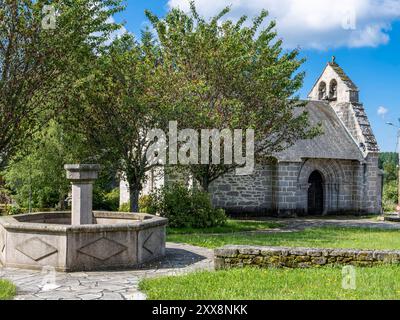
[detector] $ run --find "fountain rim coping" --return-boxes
[64,164,101,171]
[0,211,168,234]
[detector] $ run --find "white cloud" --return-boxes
[167,0,400,49]
[377,106,389,118]
[108,17,128,41]
[91,16,128,46]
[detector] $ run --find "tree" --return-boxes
[379,152,399,211]
[0,0,123,168]
[72,33,166,212]
[2,118,121,211]
[379,152,398,182]
[2,120,88,209]
[145,3,320,191]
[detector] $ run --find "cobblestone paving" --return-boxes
[0,243,213,300]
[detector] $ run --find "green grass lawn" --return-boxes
[167,219,282,235]
[154,221,400,300]
[140,266,400,300]
[0,279,16,300]
[168,226,400,250]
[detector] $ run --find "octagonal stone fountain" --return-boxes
[0,165,167,272]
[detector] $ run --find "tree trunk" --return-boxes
[129,187,140,213]
[58,194,66,210]
[199,175,210,192]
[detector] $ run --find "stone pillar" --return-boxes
[65,164,100,225]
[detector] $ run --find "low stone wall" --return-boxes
[215,246,400,269]
[384,216,400,223]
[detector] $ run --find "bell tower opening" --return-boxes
[329,79,337,100]
[308,171,324,215]
[318,82,327,100]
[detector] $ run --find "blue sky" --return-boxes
[114,0,400,152]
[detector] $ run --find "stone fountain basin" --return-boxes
[0,212,167,272]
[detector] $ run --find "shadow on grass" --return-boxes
[136,247,210,271]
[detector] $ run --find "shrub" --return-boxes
[139,195,152,213]
[119,202,131,213]
[149,183,227,228]
[103,188,120,211]
[119,196,152,213]
[383,180,398,212]
[4,204,25,216]
[93,188,120,211]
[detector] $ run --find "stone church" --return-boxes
[121,59,383,216]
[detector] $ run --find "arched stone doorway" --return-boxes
[308,171,324,215]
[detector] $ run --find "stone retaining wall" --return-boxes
[384,216,400,222]
[215,246,400,269]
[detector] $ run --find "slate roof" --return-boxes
[347,102,380,152]
[276,101,364,162]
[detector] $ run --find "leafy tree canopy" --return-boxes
[0,0,124,168]
[145,2,321,191]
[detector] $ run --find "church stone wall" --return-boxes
[275,162,301,216]
[120,157,382,216]
[277,159,362,216]
[209,164,276,215]
[362,153,383,214]
[210,157,381,217]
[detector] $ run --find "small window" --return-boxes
[318,82,327,100]
[329,79,337,100]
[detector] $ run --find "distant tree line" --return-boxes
[379,152,399,212]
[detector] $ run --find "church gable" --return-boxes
[308,57,359,103]
[307,57,379,154]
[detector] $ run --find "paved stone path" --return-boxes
[273,216,400,231]
[2,216,400,300]
[0,243,213,300]
[200,216,400,237]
